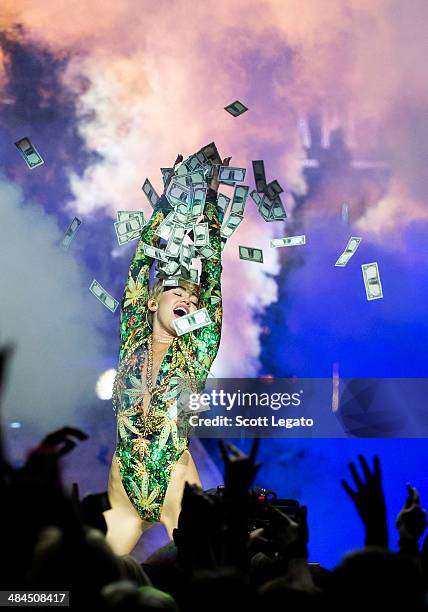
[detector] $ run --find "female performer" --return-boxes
[103,154,229,555]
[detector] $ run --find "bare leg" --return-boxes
[160,449,202,539]
[103,453,152,556]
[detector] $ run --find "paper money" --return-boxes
[155,211,175,240]
[264,180,283,200]
[252,160,267,192]
[173,202,189,225]
[15,137,44,169]
[61,217,81,251]
[114,216,145,246]
[191,187,207,217]
[270,235,306,248]
[224,100,248,117]
[158,259,181,276]
[165,224,186,257]
[218,166,246,183]
[189,268,199,284]
[217,192,231,215]
[335,237,361,267]
[166,180,191,207]
[179,244,192,270]
[185,170,205,186]
[163,277,180,287]
[161,168,174,187]
[197,245,216,259]
[142,178,160,208]
[268,196,287,221]
[362,262,383,300]
[172,307,212,336]
[89,279,119,313]
[221,214,243,238]
[230,185,249,216]
[239,245,263,263]
[117,210,145,223]
[198,142,222,165]
[257,194,274,221]
[194,222,209,247]
[143,243,169,262]
[250,190,264,207]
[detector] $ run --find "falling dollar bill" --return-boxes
[335,237,362,267]
[362,262,383,300]
[114,216,145,246]
[218,166,246,183]
[250,190,264,207]
[193,222,209,247]
[165,224,186,257]
[142,179,160,208]
[197,245,216,259]
[166,180,192,207]
[143,243,169,262]
[263,180,283,200]
[191,186,207,217]
[239,245,264,263]
[155,210,175,240]
[224,100,248,117]
[14,137,44,169]
[252,160,267,192]
[117,210,145,224]
[251,192,274,221]
[172,307,212,336]
[189,268,199,284]
[160,167,174,187]
[270,235,306,248]
[179,244,192,270]
[163,277,180,287]
[268,196,287,221]
[89,279,119,313]
[61,217,81,251]
[198,142,222,165]
[158,258,181,276]
[221,214,243,239]
[217,192,231,215]
[230,185,249,216]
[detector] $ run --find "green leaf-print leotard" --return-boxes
[112,192,223,523]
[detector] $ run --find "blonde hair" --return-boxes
[147,278,200,327]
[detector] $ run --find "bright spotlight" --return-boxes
[96,368,117,400]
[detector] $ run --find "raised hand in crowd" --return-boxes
[341,454,388,548]
[396,484,427,556]
[219,438,261,496]
[173,481,219,575]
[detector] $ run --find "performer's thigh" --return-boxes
[160,449,202,526]
[108,453,143,519]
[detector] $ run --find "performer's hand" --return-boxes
[210,156,232,193]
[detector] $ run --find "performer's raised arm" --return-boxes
[119,204,167,359]
[190,157,231,378]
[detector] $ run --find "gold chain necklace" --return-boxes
[146,332,170,394]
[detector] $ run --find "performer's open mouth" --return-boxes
[172,303,190,318]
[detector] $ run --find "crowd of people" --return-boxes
[1,341,428,610]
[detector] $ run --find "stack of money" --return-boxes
[250,161,287,222]
[141,142,250,274]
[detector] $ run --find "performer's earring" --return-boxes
[146,299,157,329]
